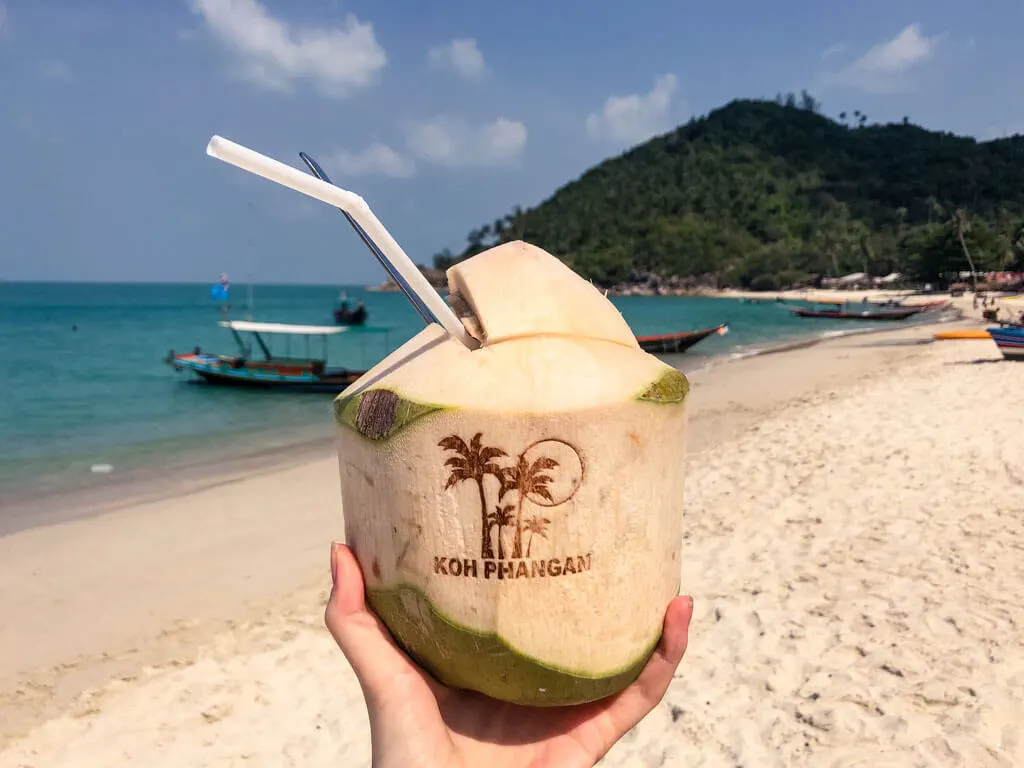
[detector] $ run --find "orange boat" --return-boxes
[934,329,992,341]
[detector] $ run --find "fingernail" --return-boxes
[330,542,341,586]
[684,595,694,613]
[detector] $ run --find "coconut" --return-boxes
[334,241,688,706]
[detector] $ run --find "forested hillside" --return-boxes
[433,95,1024,289]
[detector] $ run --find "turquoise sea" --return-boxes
[0,281,930,506]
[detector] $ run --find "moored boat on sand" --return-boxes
[988,325,1024,361]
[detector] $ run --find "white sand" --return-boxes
[2,323,1022,766]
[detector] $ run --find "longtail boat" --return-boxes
[166,320,375,392]
[333,304,368,325]
[635,323,729,354]
[789,306,921,321]
[333,292,369,325]
[988,325,1024,361]
[786,297,949,311]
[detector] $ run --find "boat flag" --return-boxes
[210,273,230,301]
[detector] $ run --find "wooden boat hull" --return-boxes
[167,353,366,392]
[789,298,948,310]
[333,309,367,326]
[635,323,728,355]
[988,327,1024,361]
[913,299,952,310]
[790,308,920,321]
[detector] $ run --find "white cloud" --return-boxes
[585,73,679,145]
[826,24,942,94]
[427,38,486,81]
[190,0,387,96]
[821,43,847,60]
[14,109,62,146]
[406,116,527,168]
[329,142,416,178]
[39,59,73,81]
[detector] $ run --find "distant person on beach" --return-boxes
[324,542,694,768]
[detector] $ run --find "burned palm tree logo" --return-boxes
[501,453,557,559]
[440,435,584,560]
[488,504,516,560]
[522,516,552,557]
[438,433,507,559]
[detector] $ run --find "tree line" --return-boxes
[432,96,1024,290]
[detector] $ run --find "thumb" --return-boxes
[324,543,435,703]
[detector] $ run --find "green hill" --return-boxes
[433,96,1024,290]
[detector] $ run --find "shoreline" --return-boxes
[0,308,971,537]
[0,315,992,751]
[0,292,981,520]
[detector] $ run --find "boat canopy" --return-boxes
[218,320,349,336]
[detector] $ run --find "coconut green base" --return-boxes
[367,584,660,707]
[636,368,689,404]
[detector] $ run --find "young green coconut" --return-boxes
[334,240,688,707]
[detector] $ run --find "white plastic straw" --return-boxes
[205,135,478,350]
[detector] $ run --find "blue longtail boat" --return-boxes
[165,320,379,392]
[987,325,1024,361]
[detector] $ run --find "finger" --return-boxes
[600,595,693,733]
[324,544,418,690]
[324,543,449,702]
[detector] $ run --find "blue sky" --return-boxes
[1,0,1021,284]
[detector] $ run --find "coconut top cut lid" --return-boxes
[334,242,686,413]
[445,241,641,350]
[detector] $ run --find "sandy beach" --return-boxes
[2,316,1022,767]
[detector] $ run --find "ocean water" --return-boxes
[0,282,927,501]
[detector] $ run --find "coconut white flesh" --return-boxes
[333,241,687,705]
[338,324,672,412]
[445,240,640,349]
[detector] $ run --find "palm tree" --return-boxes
[1012,223,1024,268]
[502,453,558,559]
[952,208,979,291]
[488,504,516,560]
[523,516,552,557]
[896,206,908,232]
[439,433,507,559]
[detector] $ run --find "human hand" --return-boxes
[325,542,694,768]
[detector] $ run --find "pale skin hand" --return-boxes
[325,542,694,768]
